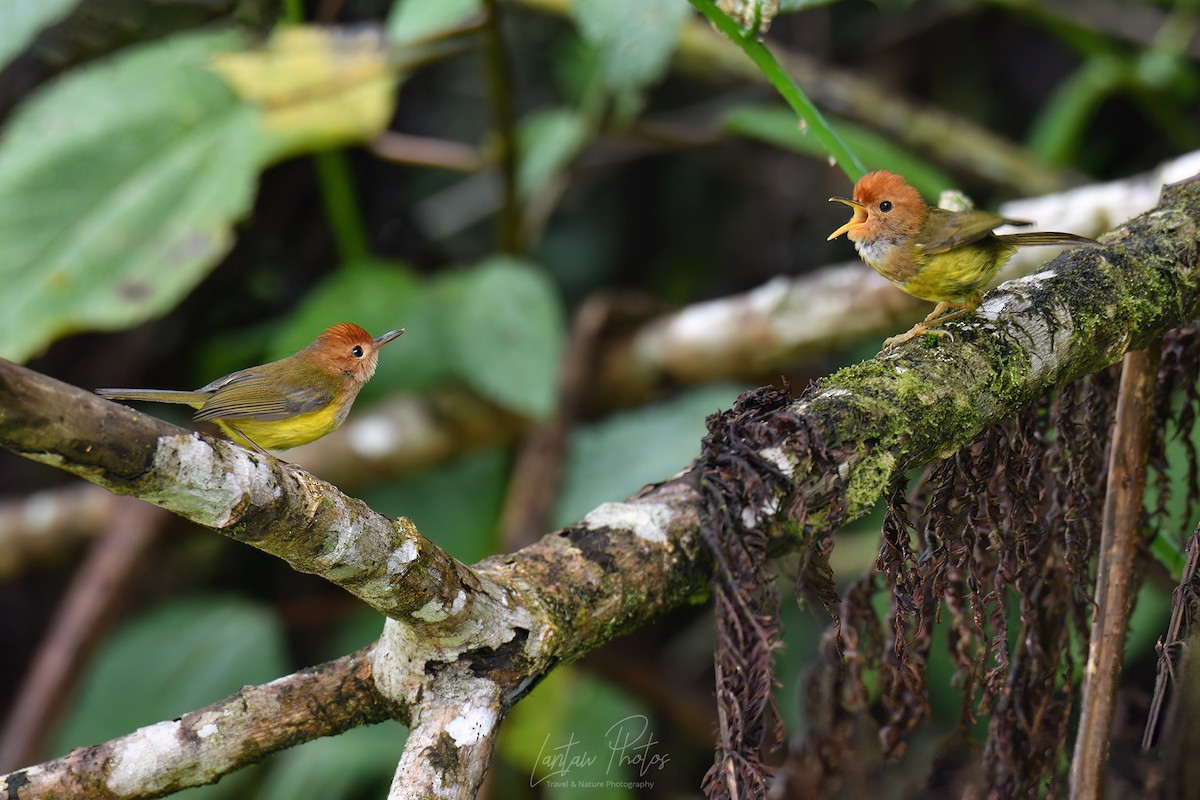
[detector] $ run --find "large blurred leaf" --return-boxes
[259,720,406,800]
[572,0,689,92]
[436,256,565,419]
[210,25,397,162]
[0,0,79,69]
[721,105,954,198]
[0,30,257,362]
[555,384,744,527]
[269,260,450,397]
[387,0,481,45]
[53,594,288,762]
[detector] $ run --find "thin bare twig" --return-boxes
[499,293,617,549]
[370,131,486,172]
[1071,343,1161,800]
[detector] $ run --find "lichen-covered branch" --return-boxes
[0,175,1198,797]
[0,647,391,799]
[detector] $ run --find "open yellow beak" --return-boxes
[827,197,867,241]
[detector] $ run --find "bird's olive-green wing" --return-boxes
[916,209,1032,255]
[192,368,334,422]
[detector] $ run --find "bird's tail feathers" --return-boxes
[1000,231,1097,247]
[96,388,208,408]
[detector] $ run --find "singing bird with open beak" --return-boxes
[828,170,1095,347]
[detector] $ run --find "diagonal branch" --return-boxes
[1,646,393,799]
[0,175,1198,797]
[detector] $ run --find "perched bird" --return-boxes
[98,323,404,453]
[828,170,1095,347]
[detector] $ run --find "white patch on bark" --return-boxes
[391,540,418,570]
[143,435,279,528]
[581,501,671,544]
[106,720,185,794]
[445,702,497,747]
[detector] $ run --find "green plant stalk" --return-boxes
[314,150,371,264]
[687,0,865,181]
[280,0,305,25]
[480,0,523,254]
[280,0,371,264]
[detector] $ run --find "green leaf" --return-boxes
[572,0,689,92]
[259,720,406,800]
[53,595,289,756]
[0,30,258,362]
[517,108,591,199]
[554,384,745,527]
[387,0,482,45]
[268,260,451,397]
[721,104,954,198]
[0,0,79,69]
[435,256,565,418]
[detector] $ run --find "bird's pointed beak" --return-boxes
[827,197,867,241]
[375,329,405,347]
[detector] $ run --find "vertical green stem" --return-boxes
[481,0,523,253]
[280,0,305,24]
[281,0,371,264]
[687,0,866,181]
[314,151,370,263]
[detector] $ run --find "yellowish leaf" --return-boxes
[210,25,397,159]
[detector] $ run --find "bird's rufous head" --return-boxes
[309,322,404,385]
[827,170,927,244]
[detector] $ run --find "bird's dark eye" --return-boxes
[879,200,893,213]
[351,345,364,358]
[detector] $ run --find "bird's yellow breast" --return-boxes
[215,402,352,450]
[897,244,1009,304]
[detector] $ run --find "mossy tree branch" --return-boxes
[0,176,1197,798]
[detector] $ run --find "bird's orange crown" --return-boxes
[308,323,403,383]
[828,170,927,243]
